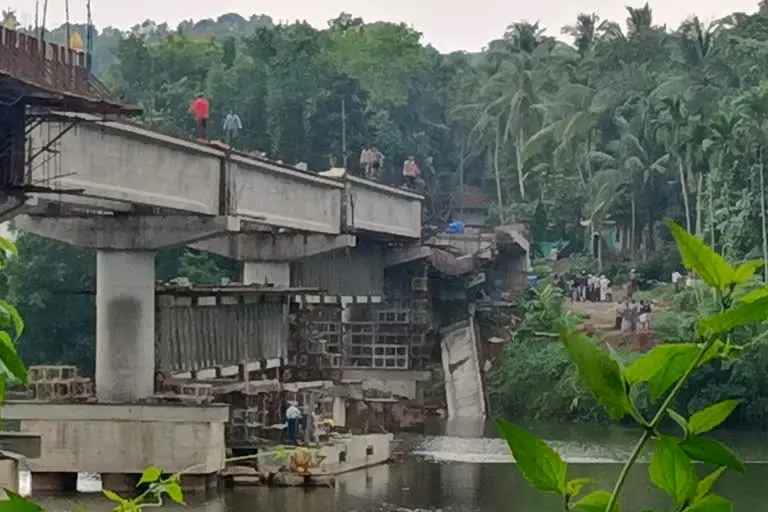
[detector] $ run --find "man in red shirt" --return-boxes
[189,94,210,140]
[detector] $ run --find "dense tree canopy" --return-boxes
[34,3,768,262]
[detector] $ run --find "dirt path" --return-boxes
[567,298,657,352]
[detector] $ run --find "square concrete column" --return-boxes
[242,261,290,286]
[96,251,156,402]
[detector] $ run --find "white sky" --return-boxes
[5,0,762,53]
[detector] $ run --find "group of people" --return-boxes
[188,94,244,143]
[283,400,327,446]
[618,299,653,333]
[568,272,611,303]
[360,145,385,179]
[361,146,423,189]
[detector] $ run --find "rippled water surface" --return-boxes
[33,419,768,511]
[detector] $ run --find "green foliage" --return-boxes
[562,329,632,420]
[500,224,748,512]
[488,340,604,422]
[650,437,698,506]
[512,283,577,342]
[695,468,727,502]
[103,466,185,510]
[625,343,721,401]
[0,491,42,511]
[688,400,742,435]
[684,495,734,512]
[665,220,738,293]
[572,491,620,512]
[679,437,744,472]
[497,420,567,494]
[698,295,768,337]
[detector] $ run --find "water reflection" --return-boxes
[32,420,768,511]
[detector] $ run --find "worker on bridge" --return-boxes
[189,93,210,140]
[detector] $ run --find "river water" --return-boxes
[31,419,768,511]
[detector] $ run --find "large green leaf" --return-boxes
[138,465,162,486]
[0,491,42,512]
[696,467,727,501]
[572,490,620,512]
[649,437,697,506]
[689,400,742,435]
[699,297,768,337]
[561,329,631,420]
[625,344,699,400]
[680,437,744,473]
[733,260,764,284]
[164,481,185,505]
[738,286,768,304]
[684,495,733,512]
[665,220,736,292]
[0,300,24,341]
[0,331,26,384]
[496,420,567,495]
[0,237,18,257]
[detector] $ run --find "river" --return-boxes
[31,419,768,511]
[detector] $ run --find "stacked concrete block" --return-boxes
[180,383,214,403]
[28,366,94,401]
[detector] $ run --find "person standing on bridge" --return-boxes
[402,156,421,188]
[189,93,210,140]
[223,110,243,146]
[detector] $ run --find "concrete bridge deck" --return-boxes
[28,114,422,239]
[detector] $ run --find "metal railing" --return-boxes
[0,27,108,100]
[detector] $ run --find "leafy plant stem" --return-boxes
[605,336,718,511]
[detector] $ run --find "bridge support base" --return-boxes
[96,250,156,403]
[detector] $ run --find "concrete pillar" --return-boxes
[0,459,18,494]
[96,251,156,403]
[242,261,290,287]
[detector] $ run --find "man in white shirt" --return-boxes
[599,275,610,302]
[286,402,302,445]
[223,111,243,145]
[672,271,683,292]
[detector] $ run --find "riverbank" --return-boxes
[488,281,768,428]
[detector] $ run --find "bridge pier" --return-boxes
[15,214,240,402]
[96,250,155,402]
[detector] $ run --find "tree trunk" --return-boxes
[695,173,704,237]
[516,130,526,201]
[678,159,692,233]
[494,124,506,223]
[458,140,466,219]
[760,152,768,282]
[708,174,716,249]
[631,193,637,257]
